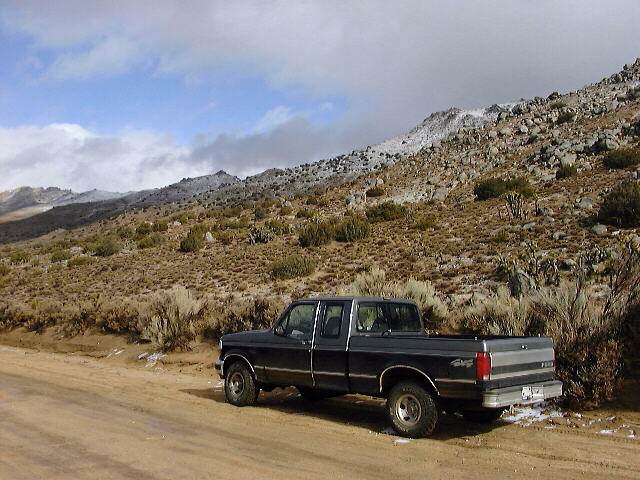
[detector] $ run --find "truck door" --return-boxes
[264,301,316,387]
[312,300,351,392]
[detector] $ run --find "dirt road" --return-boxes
[1,345,639,480]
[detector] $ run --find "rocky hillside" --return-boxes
[0,186,72,214]
[1,58,639,245]
[0,170,239,242]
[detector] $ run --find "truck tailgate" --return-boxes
[485,337,556,388]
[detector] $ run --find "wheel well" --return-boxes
[222,353,255,379]
[380,367,438,398]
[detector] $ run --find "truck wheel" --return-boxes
[461,408,504,424]
[387,381,438,438]
[224,361,259,406]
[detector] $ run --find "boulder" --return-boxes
[591,224,607,235]
[205,232,214,243]
[576,197,595,210]
[432,188,449,202]
[509,269,536,298]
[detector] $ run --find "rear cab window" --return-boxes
[355,301,422,334]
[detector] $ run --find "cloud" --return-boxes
[0,123,195,192]
[1,1,639,190]
[252,106,295,134]
[0,115,356,192]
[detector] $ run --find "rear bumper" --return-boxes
[482,380,562,408]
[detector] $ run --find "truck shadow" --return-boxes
[181,387,503,440]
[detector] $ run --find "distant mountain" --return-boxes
[0,186,72,215]
[0,170,240,242]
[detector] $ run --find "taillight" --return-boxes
[476,352,491,381]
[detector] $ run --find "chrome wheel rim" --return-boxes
[229,372,245,397]
[395,394,422,427]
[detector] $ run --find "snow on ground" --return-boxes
[145,352,166,367]
[502,402,564,426]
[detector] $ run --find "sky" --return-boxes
[0,1,639,193]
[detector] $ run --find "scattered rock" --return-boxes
[509,269,536,298]
[591,224,607,235]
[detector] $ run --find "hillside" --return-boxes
[0,58,638,295]
[0,102,509,241]
[0,58,639,407]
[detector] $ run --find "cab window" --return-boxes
[356,303,388,333]
[320,304,343,338]
[388,303,421,332]
[276,304,315,340]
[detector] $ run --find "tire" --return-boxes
[297,387,341,401]
[387,381,438,438]
[224,361,259,406]
[461,407,504,424]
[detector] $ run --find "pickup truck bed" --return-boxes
[216,296,562,437]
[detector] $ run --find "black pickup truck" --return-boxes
[215,296,562,437]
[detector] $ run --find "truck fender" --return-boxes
[379,365,439,396]
[221,351,255,378]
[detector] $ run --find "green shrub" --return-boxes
[116,226,133,239]
[254,206,268,220]
[0,264,9,276]
[138,233,164,249]
[365,202,407,222]
[215,231,234,245]
[598,181,640,227]
[189,223,210,237]
[603,148,640,169]
[298,221,334,247]
[248,225,274,244]
[136,223,153,235]
[50,249,71,263]
[296,208,316,219]
[334,216,370,242]
[491,231,510,243]
[152,221,169,232]
[279,206,293,216]
[265,219,290,234]
[68,256,93,267]
[556,165,578,179]
[94,238,119,257]
[179,234,203,253]
[9,250,30,264]
[269,255,316,279]
[366,186,385,197]
[556,112,575,124]
[550,101,567,110]
[412,217,437,231]
[504,177,534,198]
[473,176,534,200]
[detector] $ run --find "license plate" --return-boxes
[522,385,544,401]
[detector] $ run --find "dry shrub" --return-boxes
[24,301,68,334]
[146,286,210,351]
[0,301,29,331]
[97,302,142,337]
[346,267,448,327]
[461,239,640,408]
[205,297,285,340]
[62,299,102,337]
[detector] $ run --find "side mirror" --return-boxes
[274,325,285,336]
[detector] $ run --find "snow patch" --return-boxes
[502,402,564,426]
[145,352,166,367]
